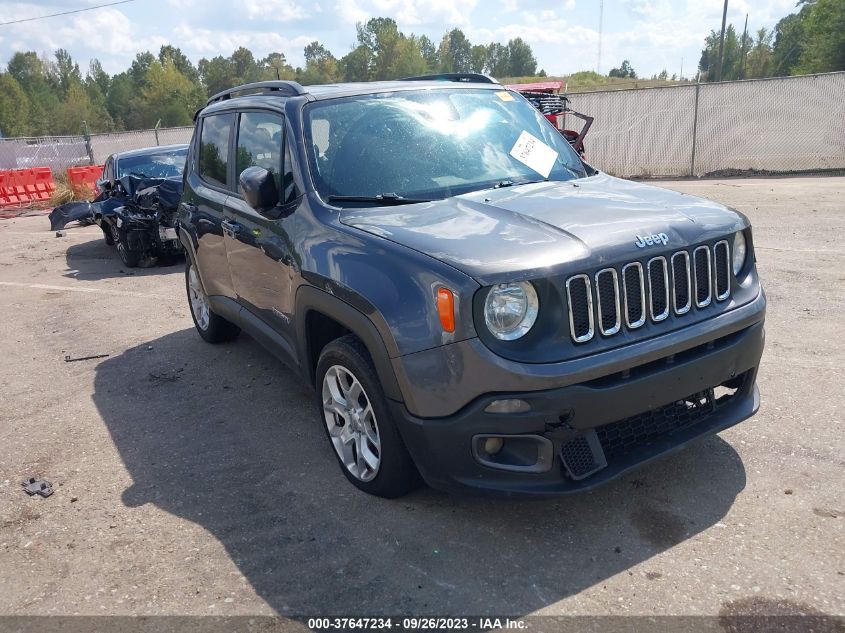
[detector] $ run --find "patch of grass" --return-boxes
[500,73,693,93]
[49,171,92,206]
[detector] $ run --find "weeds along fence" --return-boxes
[1,72,843,177]
[564,71,845,178]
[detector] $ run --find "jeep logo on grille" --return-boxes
[635,233,669,248]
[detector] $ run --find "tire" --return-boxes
[103,222,116,246]
[116,239,142,268]
[185,260,240,343]
[316,334,420,498]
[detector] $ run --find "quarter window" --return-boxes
[199,113,235,187]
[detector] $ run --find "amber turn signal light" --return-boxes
[436,287,455,333]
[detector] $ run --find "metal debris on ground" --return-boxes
[55,230,67,237]
[64,353,110,363]
[22,478,54,497]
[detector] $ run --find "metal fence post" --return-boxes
[690,82,701,177]
[82,121,95,166]
[154,119,161,146]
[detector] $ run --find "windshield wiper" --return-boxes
[492,178,548,189]
[327,193,433,206]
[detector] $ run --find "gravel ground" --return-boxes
[0,176,842,621]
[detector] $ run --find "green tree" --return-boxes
[796,0,845,73]
[262,52,296,80]
[198,55,236,95]
[391,36,428,78]
[135,58,206,127]
[231,46,263,84]
[470,44,487,73]
[0,74,32,136]
[439,29,472,72]
[52,48,82,95]
[339,45,372,82]
[418,35,438,71]
[159,45,200,83]
[506,37,537,76]
[746,28,774,78]
[486,42,510,77]
[300,41,340,84]
[609,60,636,78]
[6,51,61,134]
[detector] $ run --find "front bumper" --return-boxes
[390,320,764,496]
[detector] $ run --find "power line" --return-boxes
[0,0,138,27]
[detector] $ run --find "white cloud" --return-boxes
[171,24,314,66]
[334,0,477,27]
[242,0,310,21]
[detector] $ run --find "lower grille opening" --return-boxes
[596,390,715,462]
[558,376,747,481]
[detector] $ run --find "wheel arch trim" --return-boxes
[295,285,404,403]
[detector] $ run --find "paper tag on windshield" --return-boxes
[509,130,558,178]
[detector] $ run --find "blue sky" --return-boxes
[0,0,797,78]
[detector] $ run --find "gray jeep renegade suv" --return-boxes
[178,78,765,498]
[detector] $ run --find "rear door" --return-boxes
[223,110,301,360]
[182,112,237,299]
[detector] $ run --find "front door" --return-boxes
[224,110,300,358]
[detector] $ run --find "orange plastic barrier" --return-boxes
[0,167,57,208]
[66,165,103,198]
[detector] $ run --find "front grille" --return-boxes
[647,257,669,322]
[565,240,733,343]
[595,268,621,336]
[671,251,691,314]
[714,240,730,300]
[693,246,712,307]
[596,390,715,461]
[622,263,646,328]
[566,275,594,342]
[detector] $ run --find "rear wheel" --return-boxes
[316,335,420,498]
[185,260,240,343]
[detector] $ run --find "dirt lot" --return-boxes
[0,176,842,620]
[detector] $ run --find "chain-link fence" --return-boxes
[1,72,843,177]
[0,126,193,171]
[565,71,845,178]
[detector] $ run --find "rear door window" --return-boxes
[235,111,284,193]
[199,113,235,188]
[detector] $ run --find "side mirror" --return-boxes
[96,178,113,192]
[239,166,278,214]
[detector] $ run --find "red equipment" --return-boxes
[507,81,594,158]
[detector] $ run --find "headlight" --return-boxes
[732,231,747,275]
[484,282,539,340]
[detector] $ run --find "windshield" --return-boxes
[304,88,587,202]
[118,149,187,179]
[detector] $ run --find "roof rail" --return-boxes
[207,81,308,105]
[400,73,499,84]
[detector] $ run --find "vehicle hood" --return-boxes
[338,172,748,284]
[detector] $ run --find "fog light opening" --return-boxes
[484,398,531,414]
[484,437,504,455]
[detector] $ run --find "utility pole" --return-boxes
[740,13,749,79]
[680,57,684,81]
[716,0,729,82]
[597,0,604,74]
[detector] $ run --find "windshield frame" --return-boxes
[300,86,588,208]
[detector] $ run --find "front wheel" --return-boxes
[316,335,420,498]
[185,261,240,343]
[103,221,117,246]
[116,239,142,267]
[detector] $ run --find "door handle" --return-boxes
[221,219,240,236]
